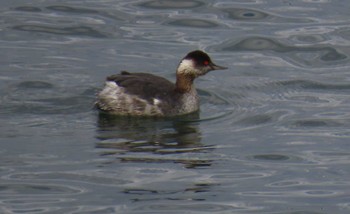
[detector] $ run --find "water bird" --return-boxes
[96,50,227,117]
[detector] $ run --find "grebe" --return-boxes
[96,50,227,116]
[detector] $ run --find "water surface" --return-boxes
[1,0,350,213]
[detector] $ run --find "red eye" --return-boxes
[203,61,209,65]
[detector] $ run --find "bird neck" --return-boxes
[175,59,197,93]
[175,73,195,93]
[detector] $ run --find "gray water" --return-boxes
[1,0,350,213]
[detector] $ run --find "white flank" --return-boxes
[153,98,161,105]
[97,81,163,116]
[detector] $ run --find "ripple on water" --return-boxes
[254,79,350,111]
[136,202,259,213]
[220,7,313,23]
[337,27,350,41]
[94,105,233,168]
[303,151,350,164]
[46,5,99,14]
[45,5,129,22]
[291,119,342,128]
[252,154,291,161]
[248,153,310,165]
[196,89,235,122]
[96,112,216,168]
[0,187,77,213]
[267,180,306,187]
[210,37,348,67]
[0,183,82,195]
[9,3,121,40]
[236,114,273,126]
[284,114,348,137]
[211,171,274,180]
[13,6,42,12]
[12,25,108,38]
[137,0,205,9]
[222,7,269,20]
[290,34,328,44]
[13,3,127,23]
[2,95,94,115]
[9,171,131,186]
[1,81,95,115]
[165,19,220,28]
[274,79,350,91]
[237,189,341,198]
[272,211,326,214]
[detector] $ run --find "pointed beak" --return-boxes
[209,62,228,71]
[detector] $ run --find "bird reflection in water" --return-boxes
[95,112,214,168]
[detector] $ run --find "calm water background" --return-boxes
[1,0,350,213]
